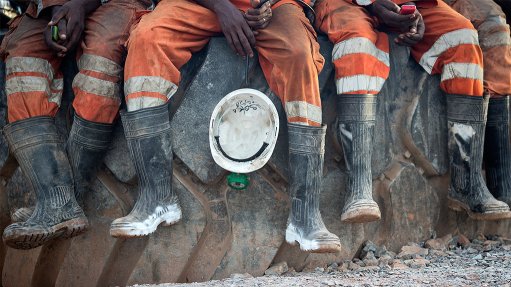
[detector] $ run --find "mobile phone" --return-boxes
[400,5,416,15]
[51,26,59,42]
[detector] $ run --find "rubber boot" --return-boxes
[110,104,182,237]
[285,123,341,253]
[337,94,381,223]
[446,94,511,220]
[484,97,511,206]
[9,114,114,223]
[67,114,114,203]
[2,117,88,249]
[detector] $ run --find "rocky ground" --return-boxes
[135,234,511,287]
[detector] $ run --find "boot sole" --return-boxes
[3,217,89,250]
[447,198,511,221]
[285,227,341,253]
[110,210,182,238]
[341,203,381,223]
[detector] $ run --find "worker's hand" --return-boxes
[43,6,68,57]
[245,0,272,31]
[45,0,87,57]
[214,1,256,57]
[395,11,425,46]
[369,0,418,31]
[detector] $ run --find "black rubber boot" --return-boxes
[67,114,114,203]
[285,123,341,253]
[110,104,181,237]
[446,94,511,220]
[2,117,88,249]
[9,114,114,223]
[484,97,511,206]
[337,94,381,223]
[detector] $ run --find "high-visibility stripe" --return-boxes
[124,76,178,99]
[336,74,386,94]
[49,78,64,105]
[333,37,390,67]
[480,32,511,49]
[78,54,123,78]
[285,101,322,125]
[73,73,120,100]
[441,63,483,82]
[6,57,54,80]
[419,29,479,73]
[127,96,168,111]
[6,76,50,95]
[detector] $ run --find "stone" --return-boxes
[229,273,253,279]
[397,245,429,259]
[425,234,452,251]
[457,235,471,247]
[264,262,288,276]
[475,233,487,242]
[404,258,430,269]
[390,260,409,270]
[348,262,361,271]
[428,250,448,257]
[378,255,394,266]
[374,245,389,259]
[362,252,379,267]
[360,240,378,259]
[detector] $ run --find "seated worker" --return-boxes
[445,0,511,207]
[314,0,511,222]
[1,0,152,249]
[110,0,342,253]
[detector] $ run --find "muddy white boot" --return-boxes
[285,124,341,253]
[446,94,511,220]
[110,104,182,237]
[337,94,381,223]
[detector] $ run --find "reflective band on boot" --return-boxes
[285,123,341,253]
[484,97,511,206]
[446,94,511,220]
[2,117,88,249]
[337,94,381,223]
[110,104,182,238]
[67,114,114,203]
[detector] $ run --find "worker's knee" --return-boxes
[478,15,511,49]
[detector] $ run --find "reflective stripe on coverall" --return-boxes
[447,0,511,97]
[124,0,325,126]
[315,0,484,96]
[0,0,151,124]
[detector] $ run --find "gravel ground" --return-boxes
[135,235,511,287]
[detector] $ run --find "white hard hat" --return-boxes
[209,88,279,174]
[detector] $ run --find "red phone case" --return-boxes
[400,5,416,15]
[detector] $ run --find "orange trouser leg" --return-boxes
[256,4,324,126]
[124,0,220,111]
[1,15,64,123]
[449,0,511,97]
[125,1,323,126]
[315,0,390,95]
[72,0,151,124]
[413,1,484,96]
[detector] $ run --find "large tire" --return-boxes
[1,37,511,286]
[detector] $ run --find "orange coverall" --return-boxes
[315,0,484,97]
[0,0,152,124]
[123,0,325,126]
[446,0,511,97]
